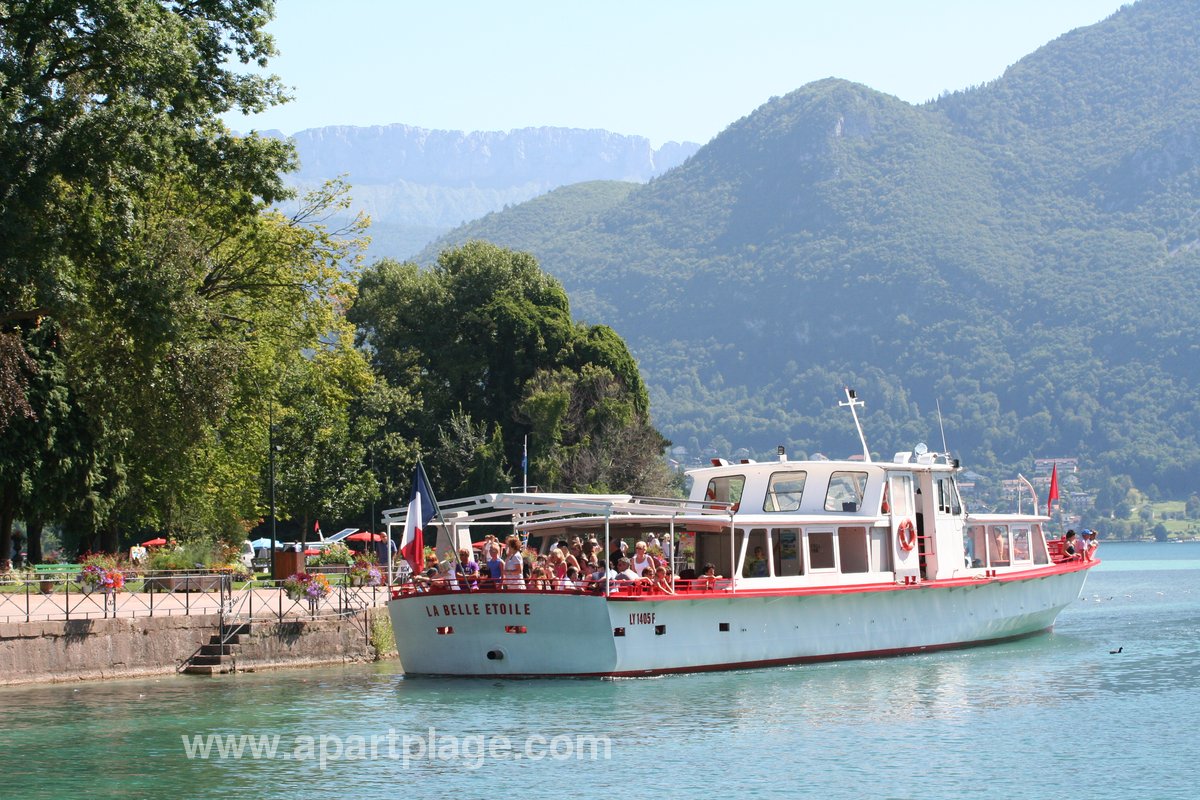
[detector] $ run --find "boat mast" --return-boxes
[840,387,871,462]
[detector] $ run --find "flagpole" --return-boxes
[417,461,466,572]
[522,435,528,493]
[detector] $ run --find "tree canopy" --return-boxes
[351,241,671,497]
[0,2,370,563]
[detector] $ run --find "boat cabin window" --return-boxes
[1031,524,1049,565]
[965,525,986,568]
[936,477,963,514]
[1011,525,1032,562]
[692,531,733,579]
[807,530,836,571]
[888,474,913,517]
[774,528,803,576]
[764,471,807,512]
[837,526,870,573]
[988,525,1010,567]
[824,471,867,512]
[740,528,770,577]
[705,475,746,510]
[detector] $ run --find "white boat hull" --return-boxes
[386,565,1091,677]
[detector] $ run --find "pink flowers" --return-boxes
[78,564,125,594]
[282,571,332,601]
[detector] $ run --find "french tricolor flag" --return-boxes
[401,462,438,571]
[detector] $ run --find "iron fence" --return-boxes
[0,571,391,625]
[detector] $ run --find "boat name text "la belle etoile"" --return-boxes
[425,602,532,618]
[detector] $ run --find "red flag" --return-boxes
[1046,465,1060,515]
[314,519,322,540]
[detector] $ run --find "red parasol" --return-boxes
[345,531,385,542]
[142,537,168,547]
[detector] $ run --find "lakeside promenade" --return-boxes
[0,579,392,625]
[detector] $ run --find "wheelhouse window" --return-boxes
[936,477,963,514]
[1011,526,1032,562]
[1031,524,1049,565]
[825,471,867,512]
[764,471,807,512]
[888,473,913,517]
[807,530,836,571]
[965,525,986,568]
[988,525,1010,567]
[705,475,746,511]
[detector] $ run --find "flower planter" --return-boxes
[145,573,223,592]
[39,579,56,595]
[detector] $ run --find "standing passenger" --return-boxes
[503,535,525,590]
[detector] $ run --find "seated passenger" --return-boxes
[615,557,640,582]
[696,563,721,589]
[532,564,556,591]
[1062,530,1079,560]
[1082,530,1099,561]
[411,553,440,590]
[428,560,453,591]
[560,565,581,591]
[745,546,768,578]
[652,566,675,595]
[588,560,617,593]
[455,547,478,590]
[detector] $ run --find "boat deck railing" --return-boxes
[391,576,733,600]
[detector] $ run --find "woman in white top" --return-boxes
[502,535,526,590]
[630,540,656,577]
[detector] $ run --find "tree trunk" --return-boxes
[27,517,44,564]
[0,482,15,572]
[100,523,119,554]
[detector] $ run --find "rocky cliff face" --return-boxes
[271,124,700,257]
[288,124,698,188]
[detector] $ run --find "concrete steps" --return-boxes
[182,623,250,675]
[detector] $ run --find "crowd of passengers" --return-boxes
[409,533,723,594]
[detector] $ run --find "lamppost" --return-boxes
[268,397,277,579]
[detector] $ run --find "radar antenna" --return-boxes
[839,387,871,462]
[936,398,949,455]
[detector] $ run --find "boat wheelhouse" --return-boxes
[384,394,1094,677]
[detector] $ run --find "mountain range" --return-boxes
[269,124,699,259]
[414,0,1200,498]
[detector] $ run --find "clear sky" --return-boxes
[224,0,1126,147]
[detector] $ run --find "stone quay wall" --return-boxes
[0,607,395,686]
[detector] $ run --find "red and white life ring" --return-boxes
[897,519,917,551]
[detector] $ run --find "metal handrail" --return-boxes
[0,571,390,624]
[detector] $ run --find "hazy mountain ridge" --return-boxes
[418,0,1200,494]
[264,124,698,258]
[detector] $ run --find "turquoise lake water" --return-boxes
[3,541,1198,799]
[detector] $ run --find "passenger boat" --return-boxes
[383,391,1095,677]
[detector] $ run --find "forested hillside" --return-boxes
[420,0,1200,504]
